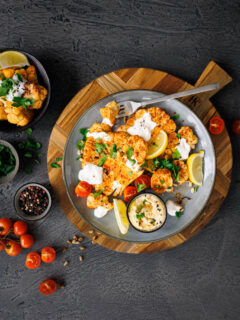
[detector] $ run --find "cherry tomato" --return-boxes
[20,234,34,248]
[41,247,56,263]
[5,240,22,256]
[40,279,57,295]
[123,186,138,202]
[231,120,240,135]
[13,220,28,236]
[209,117,225,135]
[0,218,12,236]
[0,238,7,251]
[75,181,92,197]
[134,175,151,191]
[25,252,41,269]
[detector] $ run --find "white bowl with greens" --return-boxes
[0,140,19,185]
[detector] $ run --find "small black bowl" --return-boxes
[0,48,51,132]
[14,183,52,221]
[127,191,167,233]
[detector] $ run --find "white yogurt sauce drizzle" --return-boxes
[127,112,157,142]
[175,138,191,160]
[166,200,183,216]
[94,206,109,218]
[78,164,103,185]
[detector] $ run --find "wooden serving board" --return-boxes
[47,61,232,253]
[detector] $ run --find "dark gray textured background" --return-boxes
[0,1,240,319]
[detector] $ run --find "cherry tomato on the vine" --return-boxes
[13,220,28,236]
[5,240,22,256]
[20,234,34,248]
[0,218,12,236]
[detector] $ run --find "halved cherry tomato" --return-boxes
[0,238,7,251]
[75,181,92,197]
[0,218,12,236]
[25,252,41,269]
[5,240,22,256]
[134,175,151,191]
[13,220,28,236]
[40,279,57,295]
[209,116,225,135]
[231,120,240,135]
[41,247,56,263]
[123,186,138,202]
[20,234,34,248]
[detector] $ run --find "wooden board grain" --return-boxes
[47,61,232,253]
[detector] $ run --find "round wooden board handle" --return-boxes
[47,61,232,253]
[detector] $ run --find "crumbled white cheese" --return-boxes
[126,156,140,172]
[87,131,111,141]
[94,206,109,218]
[78,164,103,185]
[102,118,113,126]
[127,112,157,142]
[175,138,191,160]
[166,200,183,216]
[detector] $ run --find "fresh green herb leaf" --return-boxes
[172,149,181,160]
[0,145,16,176]
[98,153,107,166]
[76,140,84,158]
[24,152,32,158]
[143,199,147,204]
[95,143,107,155]
[154,185,161,189]
[109,144,117,159]
[136,204,143,213]
[51,163,61,168]
[18,142,25,150]
[151,219,156,223]
[76,155,81,160]
[172,114,180,121]
[79,128,89,141]
[137,182,146,192]
[0,78,15,96]
[160,180,164,185]
[12,97,34,109]
[34,159,40,164]
[37,153,43,158]
[56,157,63,162]
[0,74,6,80]
[126,146,133,160]
[35,142,41,149]
[141,161,148,169]
[15,73,22,82]
[153,142,158,146]
[26,128,32,135]
[194,186,198,192]
[93,189,103,198]
[176,211,183,218]
[129,159,136,166]
[24,168,32,174]
[176,133,181,139]
[136,212,145,220]
[128,171,132,175]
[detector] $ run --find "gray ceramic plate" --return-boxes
[63,90,216,243]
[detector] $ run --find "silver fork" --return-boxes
[116,83,220,118]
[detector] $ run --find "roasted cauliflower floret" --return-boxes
[26,65,38,83]
[100,101,120,126]
[89,123,112,133]
[178,126,198,148]
[7,108,34,126]
[0,105,8,120]
[151,168,173,193]
[87,193,113,210]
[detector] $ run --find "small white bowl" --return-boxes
[0,139,19,186]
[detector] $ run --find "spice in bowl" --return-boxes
[19,186,49,216]
[14,183,52,221]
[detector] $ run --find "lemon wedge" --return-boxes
[0,51,30,69]
[187,150,204,186]
[146,130,168,160]
[113,199,129,235]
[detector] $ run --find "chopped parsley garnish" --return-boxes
[95,143,107,155]
[56,157,62,162]
[76,140,85,158]
[0,145,16,177]
[98,153,107,166]
[12,97,35,109]
[172,149,181,160]
[126,146,133,159]
[93,189,103,198]
[160,180,164,185]
[141,161,148,169]
[0,74,6,80]
[0,78,15,96]
[151,219,156,223]
[24,168,32,174]
[129,159,136,166]
[153,142,158,146]
[137,182,146,192]
[34,159,40,164]
[136,212,145,220]
[26,128,32,135]
[194,186,198,193]
[176,133,181,139]
[79,128,89,141]
[24,152,32,158]
[15,73,23,82]
[37,153,43,158]
[151,158,181,181]
[51,163,61,168]
[172,114,180,121]
[109,144,117,159]
[176,211,183,218]
[76,155,81,160]
[136,204,143,213]
[143,199,147,204]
